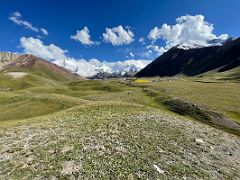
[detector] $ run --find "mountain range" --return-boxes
[53,58,150,78]
[0,52,146,79]
[136,38,240,78]
[1,37,240,80]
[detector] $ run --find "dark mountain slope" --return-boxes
[136,38,240,77]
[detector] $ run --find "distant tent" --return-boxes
[135,79,152,83]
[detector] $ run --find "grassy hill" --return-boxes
[197,67,240,81]
[0,55,239,179]
[0,79,240,178]
[0,54,85,121]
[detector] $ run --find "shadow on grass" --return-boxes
[141,86,240,136]
[163,99,240,136]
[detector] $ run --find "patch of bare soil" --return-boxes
[6,72,28,79]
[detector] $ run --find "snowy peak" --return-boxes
[176,42,205,50]
[54,58,151,77]
[176,37,237,50]
[136,37,240,78]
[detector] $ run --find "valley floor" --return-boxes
[0,76,239,179]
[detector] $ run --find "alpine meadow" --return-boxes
[0,0,240,179]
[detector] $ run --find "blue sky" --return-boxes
[0,0,239,62]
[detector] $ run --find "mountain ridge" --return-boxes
[0,53,83,81]
[136,38,240,78]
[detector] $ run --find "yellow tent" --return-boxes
[135,79,152,83]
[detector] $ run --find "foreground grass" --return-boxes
[1,103,239,179]
[0,72,240,179]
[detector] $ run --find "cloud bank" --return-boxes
[20,37,150,77]
[54,58,151,77]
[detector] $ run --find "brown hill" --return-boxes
[1,53,84,81]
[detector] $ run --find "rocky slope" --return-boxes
[0,52,20,70]
[136,38,240,77]
[0,53,83,81]
[0,52,19,62]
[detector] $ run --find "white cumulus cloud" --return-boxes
[145,15,229,57]
[103,25,134,46]
[148,15,228,49]
[9,11,48,36]
[146,45,166,56]
[70,27,98,46]
[20,37,150,77]
[20,37,67,60]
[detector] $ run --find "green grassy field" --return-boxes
[134,78,240,123]
[0,71,240,179]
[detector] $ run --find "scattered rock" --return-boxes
[195,138,204,145]
[115,146,128,154]
[153,164,164,174]
[61,161,81,176]
[61,146,74,154]
[128,174,135,180]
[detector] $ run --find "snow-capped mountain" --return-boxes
[176,37,236,50]
[90,64,139,79]
[53,58,151,77]
[136,37,240,77]
[176,42,205,50]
